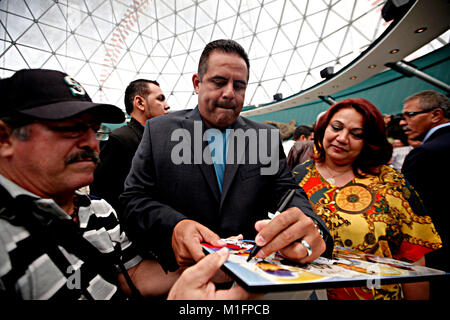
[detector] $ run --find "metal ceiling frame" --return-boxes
[242,0,450,117]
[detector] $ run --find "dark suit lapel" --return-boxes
[182,107,221,202]
[221,116,249,206]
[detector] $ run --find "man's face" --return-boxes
[193,51,248,129]
[8,113,101,197]
[400,98,434,141]
[143,83,170,119]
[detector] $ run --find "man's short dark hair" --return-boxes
[124,79,160,115]
[198,39,250,81]
[293,125,313,140]
[403,90,450,118]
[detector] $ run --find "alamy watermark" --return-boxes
[366,264,381,289]
[66,265,81,290]
[170,121,281,175]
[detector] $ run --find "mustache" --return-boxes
[402,126,411,132]
[66,149,100,165]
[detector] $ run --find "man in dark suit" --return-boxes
[90,79,170,215]
[401,90,450,299]
[121,39,332,274]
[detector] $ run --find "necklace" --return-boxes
[322,165,352,186]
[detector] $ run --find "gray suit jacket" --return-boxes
[120,107,332,271]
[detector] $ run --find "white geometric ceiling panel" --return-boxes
[1,0,448,113]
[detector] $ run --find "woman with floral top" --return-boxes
[293,98,442,300]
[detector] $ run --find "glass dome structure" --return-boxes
[1,0,448,112]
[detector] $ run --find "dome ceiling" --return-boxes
[0,0,448,112]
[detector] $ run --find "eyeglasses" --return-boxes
[96,125,111,141]
[44,122,111,141]
[401,107,439,120]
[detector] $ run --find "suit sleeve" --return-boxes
[120,124,186,272]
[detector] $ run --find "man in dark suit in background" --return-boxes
[400,90,450,299]
[120,39,332,275]
[90,79,170,215]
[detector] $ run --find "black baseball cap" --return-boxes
[0,69,125,123]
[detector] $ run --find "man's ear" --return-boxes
[0,120,14,157]
[431,107,444,124]
[192,74,200,94]
[133,96,145,112]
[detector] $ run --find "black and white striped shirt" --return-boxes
[0,175,142,300]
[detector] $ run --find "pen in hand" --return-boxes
[246,189,296,262]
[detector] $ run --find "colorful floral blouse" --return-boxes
[293,160,442,300]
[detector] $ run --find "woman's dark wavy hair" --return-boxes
[313,98,393,176]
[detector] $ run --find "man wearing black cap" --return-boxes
[0,69,249,300]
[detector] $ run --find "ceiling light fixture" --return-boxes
[320,67,334,79]
[390,49,399,54]
[368,64,376,69]
[415,27,427,33]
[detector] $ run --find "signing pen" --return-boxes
[246,188,296,262]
